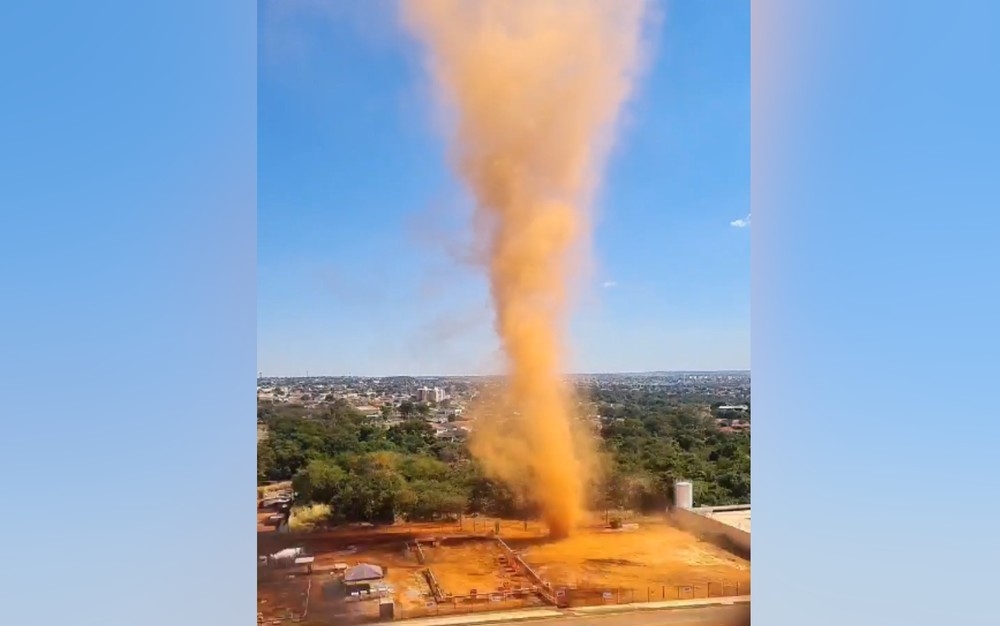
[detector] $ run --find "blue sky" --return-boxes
[8,2,1000,625]
[258,0,749,376]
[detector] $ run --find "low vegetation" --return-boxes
[288,503,332,532]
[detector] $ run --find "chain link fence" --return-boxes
[396,595,542,620]
[260,578,748,624]
[554,579,749,607]
[259,579,749,624]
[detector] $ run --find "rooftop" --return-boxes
[706,508,751,533]
[344,563,384,582]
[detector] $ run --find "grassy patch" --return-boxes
[288,503,331,532]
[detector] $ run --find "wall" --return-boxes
[668,507,751,560]
[412,541,427,564]
[699,504,751,513]
[496,538,557,605]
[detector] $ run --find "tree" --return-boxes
[387,420,437,455]
[258,383,750,519]
[401,480,468,521]
[335,463,406,524]
[466,471,530,518]
[593,391,750,506]
[259,437,309,482]
[257,441,276,484]
[399,401,415,419]
[431,439,465,463]
[292,459,348,504]
[326,398,361,420]
[399,455,450,482]
[603,466,630,511]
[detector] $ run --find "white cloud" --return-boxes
[730,213,751,228]
[602,281,618,289]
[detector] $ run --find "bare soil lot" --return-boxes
[257,513,749,622]
[508,516,750,600]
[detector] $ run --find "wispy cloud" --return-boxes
[602,281,618,289]
[730,213,751,228]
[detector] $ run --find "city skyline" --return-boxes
[256,369,751,379]
[258,1,749,377]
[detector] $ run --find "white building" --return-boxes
[717,405,749,412]
[417,386,446,403]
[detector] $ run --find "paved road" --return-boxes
[536,605,749,626]
[387,601,750,626]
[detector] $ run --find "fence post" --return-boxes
[662,585,665,600]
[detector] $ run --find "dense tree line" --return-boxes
[257,389,750,525]
[257,400,525,523]
[594,391,750,508]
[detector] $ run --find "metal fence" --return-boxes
[390,579,749,620]
[554,580,749,607]
[259,579,749,625]
[396,595,540,620]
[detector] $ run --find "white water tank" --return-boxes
[674,481,694,510]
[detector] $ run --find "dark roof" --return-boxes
[344,563,384,582]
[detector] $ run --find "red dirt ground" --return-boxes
[257,514,750,622]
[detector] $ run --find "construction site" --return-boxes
[257,491,751,625]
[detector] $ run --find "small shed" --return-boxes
[344,563,384,595]
[345,563,384,583]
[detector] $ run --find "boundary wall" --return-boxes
[668,507,750,560]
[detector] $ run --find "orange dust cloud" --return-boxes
[402,0,649,538]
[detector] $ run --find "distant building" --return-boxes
[417,386,446,403]
[433,423,469,441]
